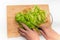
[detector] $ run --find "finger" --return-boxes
[20,23,30,31]
[18,30,29,40]
[18,28,27,34]
[19,30,26,36]
[19,31,27,37]
[40,30,47,39]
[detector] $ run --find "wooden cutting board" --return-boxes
[7,5,51,38]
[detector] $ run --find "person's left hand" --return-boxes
[18,23,40,40]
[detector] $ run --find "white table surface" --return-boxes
[0,0,60,40]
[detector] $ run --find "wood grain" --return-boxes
[7,5,51,38]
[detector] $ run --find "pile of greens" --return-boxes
[15,5,46,31]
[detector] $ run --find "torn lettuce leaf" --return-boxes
[15,5,46,31]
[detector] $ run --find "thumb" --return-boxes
[40,30,47,39]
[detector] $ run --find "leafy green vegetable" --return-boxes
[15,5,46,30]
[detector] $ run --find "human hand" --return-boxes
[39,19,60,40]
[38,15,60,40]
[18,23,40,40]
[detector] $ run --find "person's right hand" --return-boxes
[39,23,60,40]
[39,17,60,40]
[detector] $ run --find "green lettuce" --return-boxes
[15,5,46,30]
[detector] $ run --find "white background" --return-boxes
[0,0,60,40]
